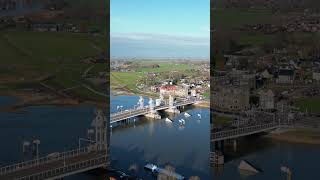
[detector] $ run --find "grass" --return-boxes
[135,62,193,73]
[213,8,275,30]
[294,98,320,113]
[0,30,107,101]
[202,91,210,98]
[111,72,141,93]
[111,61,194,93]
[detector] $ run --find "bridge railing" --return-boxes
[0,147,90,175]
[16,155,109,180]
[111,108,150,120]
[211,123,278,141]
[111,107,149,117]
[110,100,196,118]
[110,100,196,122]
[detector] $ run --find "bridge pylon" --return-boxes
[165,95,180,114]
[144,98,161,119]
[138,96,144,109]
[91,109,108,152]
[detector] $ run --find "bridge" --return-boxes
[111,95,197,125]
[210,108,295,165]
[211,107,296,142]
[0,110,109,180]
[211,122,279,142]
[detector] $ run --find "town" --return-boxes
[211,1,320,178]
[111,59,210,102]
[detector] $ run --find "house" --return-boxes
[276,69,294,84]
[212,85,250,112]
[160,86,177,96]
[259,89,275,110]
[260,69,273,79]
[190,89,197,97]
[160,86,189,97]
[150,86,159,92]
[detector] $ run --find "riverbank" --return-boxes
[269,128,320,145]
[194,101,210,108]
[0,91,107,112]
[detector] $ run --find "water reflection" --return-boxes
[110,95,211,179]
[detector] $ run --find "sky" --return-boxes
[111,0,210,59]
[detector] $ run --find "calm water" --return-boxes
[0,0,43,17]
[1,96,320,180]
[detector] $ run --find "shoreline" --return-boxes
[268,128,320,145]
[193,101,210,108]
[0,91,209,112]
[0,91,107,112]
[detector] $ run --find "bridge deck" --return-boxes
[211,123,279,142]
[0,152,108,180]
[111,101,195,123]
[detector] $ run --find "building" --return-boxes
[160,86,189,97]
[160,86,177,96]
[212,85,250,112]
[259,89,275,110]
[276,69,294,84]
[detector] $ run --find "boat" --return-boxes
[165,118,173,123]
[197,113,201,119]
[184,112,191,118]
[179,119,185,125]
[144,163,158,172]
[144,163,185,180]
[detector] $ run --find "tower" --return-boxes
[149,98,155,113]
[138,96,144,109]
[165,95,180,114]
[91,109,108,151]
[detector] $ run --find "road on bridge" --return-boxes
[0,150,108,180]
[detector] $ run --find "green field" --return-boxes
[214,8,275,30]
[294,98,320,113]
[0,31,107,100]
[111,62,194,94]
[135,62,193,72]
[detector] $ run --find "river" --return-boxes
[0,96,320,179]
[0,0,44,17]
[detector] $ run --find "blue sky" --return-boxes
[111,0,210,59]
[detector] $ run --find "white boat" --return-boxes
[179,119,185,125]
[197,113,201,118]
[144,163,158,172]
[165,118,173,123]
[184,112,191,118]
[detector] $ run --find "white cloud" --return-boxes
[111,32,209,47]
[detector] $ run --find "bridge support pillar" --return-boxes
[145,98,161,119]
[165,95,180,114]
[145,112,161,119]
[233,139,237,152]
[214,140,224,151]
